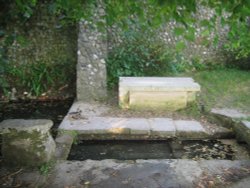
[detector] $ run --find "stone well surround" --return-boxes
[58,102,233,142]
[210,108,250,146]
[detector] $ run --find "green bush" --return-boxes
[224,20,250,70]
[106,27,173,88]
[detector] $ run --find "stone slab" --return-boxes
[1,119,55,167]
[0,119,53,133]
[175,120,208,139]
[60,117,150,135]
[211,108,249,119]
[119,77,200,110]
[234,121,250,146]
[129,91,187,110]
[44,159,250,188]
[119,77,200,91]
[149,118,176,137]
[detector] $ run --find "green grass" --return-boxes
[191,69,250,112]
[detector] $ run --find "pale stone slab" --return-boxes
[121,118,150,135]
[59,117,150,135]
[119,77,200,91]
[211,108,248,119]
[242,121,250,129]
[175,120,207,139]
[149,118,176,137]
[119,77,200,110]
[60,117,129,134]
[129,91,187,110]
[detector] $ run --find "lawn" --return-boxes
[191,68,250,113]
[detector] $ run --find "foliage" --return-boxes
[106,25,173,88]
[39,161,55,176]
[224,20,250,69]
[4,60,75,96]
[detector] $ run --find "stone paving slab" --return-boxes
[211,108,249,119]
[60,116,211,140]
[44,159,250,188]
[175,120,208,139]
[149,118,176,137]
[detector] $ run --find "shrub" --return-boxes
[106,26,173,88]
[224,20,250,70]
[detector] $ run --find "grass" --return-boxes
[189,68,250,113]
[106,68,250,120]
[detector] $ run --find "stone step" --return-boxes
[59,116,209,140]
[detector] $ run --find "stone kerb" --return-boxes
[0,119,56,167]
[209,108,250,146]
[119,77,200,111]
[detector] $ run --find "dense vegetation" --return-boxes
[0,0,250,97]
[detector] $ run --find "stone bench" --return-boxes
[0,119,56,167]
[119,77,200,111]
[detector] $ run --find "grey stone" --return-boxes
[234,121,250,146]
[0,119,56,167]
[175,120,208,139]
[0,119,53,133]
[121,118,150,135]
[211,108,249,119]
[43,159,250,188]
[77,9,107,101]
[149,118,176,137]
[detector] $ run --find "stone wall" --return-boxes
[108,5,229,64]
[1,2,77,97]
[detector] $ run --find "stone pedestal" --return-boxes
[0,119,56,167]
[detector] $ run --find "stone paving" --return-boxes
[60,116,208,139]
[43,159,250,188]
[58,102,235,140]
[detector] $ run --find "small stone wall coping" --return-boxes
[0,119,53,134]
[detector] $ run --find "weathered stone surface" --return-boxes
[60,117,150,135]
[55,133,75,160]
[119,77,200,111]
[149,118,176,137]
[0,119,53,133]
[234,121,250,146]
[121,118,150,135]
[44,159,250,188]
[211,108,248,119]
[175,120,208,139]
[129,91,187,110]
[77,4,107,101]
[0,119,56,167]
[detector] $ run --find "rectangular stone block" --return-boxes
[129,91,187,110]
[175,120,208,139]
[149,118,176,137]
[0,119,55,167]
[119,77,200,111]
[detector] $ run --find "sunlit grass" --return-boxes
[192,69,250,112]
